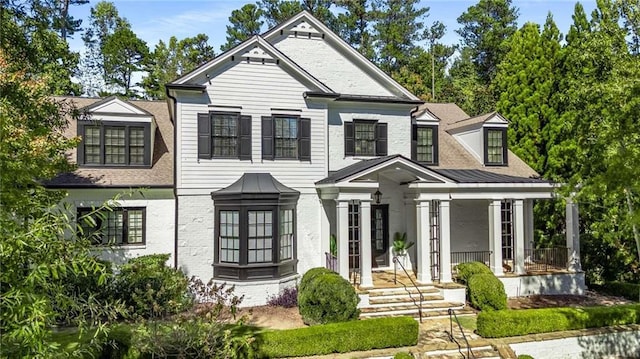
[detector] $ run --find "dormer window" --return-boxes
[412,124,438,165]
[78,122,151,167]
[484,128,508,166]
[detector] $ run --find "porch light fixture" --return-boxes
[374,189,382,204]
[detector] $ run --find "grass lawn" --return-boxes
[455,315,477,332]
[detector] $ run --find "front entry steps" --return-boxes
[359,286,473,319]
[415,345,502,359]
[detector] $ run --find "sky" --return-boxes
[67,0,598,55]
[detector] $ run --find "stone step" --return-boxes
[418,346,500,359]
[360,305,472,319]
[361,301,465,313]
[367,286,439,297]
[369,294,445,305]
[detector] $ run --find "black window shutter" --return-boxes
[376,122,388,156]
[197,113,211,159]
[262,116,274,160]
[432,126,439,165]
[239,115,252,160]
[344,122,354,156]
[502,128,508,165]
[299,117,311,161]
[411,124,417,161]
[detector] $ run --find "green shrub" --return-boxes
[261,317,418,358]
[455,261,492,284]
[298,269,360,325]
[477,303,640,338]
[394,352,414,359]
[598,282,640,301]
[467,273,507,311]
[114,254,191,318]
[517,355,534,359]
[299,267,333,293]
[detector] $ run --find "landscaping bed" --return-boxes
[507,290,634,309]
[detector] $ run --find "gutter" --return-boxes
[165,86,180,270]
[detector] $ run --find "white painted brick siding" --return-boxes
[272,35,394,96]
[65,188,175,265]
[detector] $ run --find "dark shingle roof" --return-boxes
[431,169,548,184]
[46,97,173,188]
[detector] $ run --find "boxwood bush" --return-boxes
[597,282,640,302]
[455,261,492,284]
[260,317,418,358]
[298,267,333,292]
[467,273,507,311]
[297,268,360,325]
[477,303,640,338]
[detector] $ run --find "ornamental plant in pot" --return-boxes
[392,232,414,257]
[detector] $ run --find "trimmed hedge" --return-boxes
[477,303,640,338]
[467,273,507,311]
[298,268,360,325]
[597,282,640,302]
[299,267,333,292]
[455,261,492,284]
[260,317,419,358]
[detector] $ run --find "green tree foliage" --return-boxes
[143,34,215,99]
[371,0,428,73]
[440,47,493,115]
[80,1,130,96]
[102,26,149,97]
[0,49,123,357]
[456,0,519,83]
[0,2,81,95]
[259,0,304,27]
[494,16,562,175]
[221,3,264,52]
[51,0,90,41]
[335,0,374,58]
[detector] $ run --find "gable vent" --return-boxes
[240,46,276,64]
[288,20,323,38]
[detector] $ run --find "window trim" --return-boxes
[77,121,152,167]
[344,119,388,157]
[198,111,252,160]
[262,114,311,161]
[77,207,146,246]
[412,124,439,165]
[483,127,508,166]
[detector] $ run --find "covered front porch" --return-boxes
[317,155,582,294]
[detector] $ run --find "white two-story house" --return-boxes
[164,11,584,305]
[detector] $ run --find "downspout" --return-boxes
[166,86,179,269]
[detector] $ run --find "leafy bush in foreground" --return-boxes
[261,317,418,358]
[467,273,507,311]
[298,268,360,325]
[455,261,493,284]
[114,254,192,318]
[477,303,640,338]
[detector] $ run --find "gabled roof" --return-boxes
[170,35,331,93]
[262,11,420,101]
[79,95,153,116]
[46,97,173,188]
[447,112,508,131]
[316,155,452,185]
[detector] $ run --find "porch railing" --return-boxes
[451,251,492,269]
[325,252,337,272]
[524,247,569,272]
[393,256,424,323]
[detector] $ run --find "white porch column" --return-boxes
[489,200,503,276]
[524,199,534,251]
[336,200,350,280]
[360,200,373,287]
[514,199,526,274]
[566,197,582,272]
[416,200,432,284]
[439,200,453,282]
